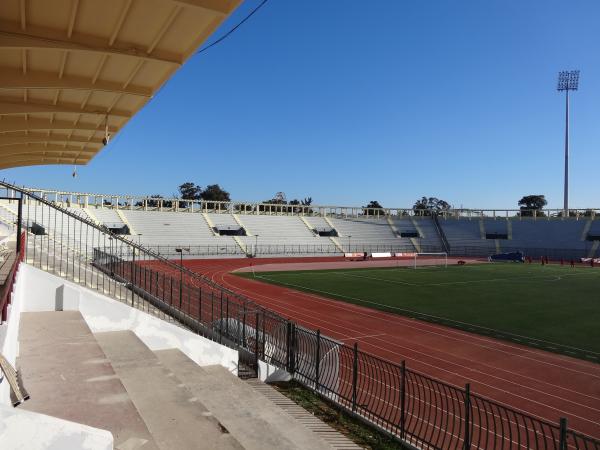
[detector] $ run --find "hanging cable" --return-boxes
[196,0,269,55]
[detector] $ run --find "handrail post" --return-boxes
[463,383,471,450]
[559,417,568,450]
[352,342,358,412]
[315,330,321,391]
[400,360,406,439]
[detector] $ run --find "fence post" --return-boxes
[352,342,358,412]
[400,360,406,439]
[315,330,321,391]
[286,321,296,374]
[255,311,260,373]
[463,383,471,450]
[262,310,266,357]
[219,291,223,344]
[286,321,291,372]
[198,287,202,323]
[559,418,568,450]
[242,302,247,346]
[225,296,229,338]
[131,248,135,307]
[16,197,22,253]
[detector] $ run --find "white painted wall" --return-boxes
[0,405,112,450]
[18,264,239,373]
[0,265,113,450]
[0,264,24,406]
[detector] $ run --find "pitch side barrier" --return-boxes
[103,243,596,262]
[2,182,599,450]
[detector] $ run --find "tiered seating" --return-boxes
[329,217,401,251]
[438,218,495,252]
[411,217,445,251]
[206,213,240,231]
[510,219,588,250]
[484,218,509,235]
[85,208,124,226]
[120,210,241,255]
[588,219,600,237]
[302,216,332,233]
[236,215,337,255]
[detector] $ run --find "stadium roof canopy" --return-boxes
[0,0,241,170]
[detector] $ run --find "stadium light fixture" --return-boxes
[557,70,580,214]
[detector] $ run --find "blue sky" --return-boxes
[3,0,599,209]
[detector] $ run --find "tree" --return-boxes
[178,182,202,200]
[363,200,384,216]
[518,195,547,217]
[413,197,450,216]
[200,184,230,202]
[201,184,230,210]
[288,197,313,214]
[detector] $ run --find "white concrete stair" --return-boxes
[17,311,160,450]
[246,379,362,450]
[155,348,334,450]
[94,330,243,450]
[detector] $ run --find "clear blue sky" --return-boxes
[3,0,599,209]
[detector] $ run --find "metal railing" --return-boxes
[9,185,600,220]
[1,181,599,450]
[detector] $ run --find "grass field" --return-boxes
[237,263,600,360]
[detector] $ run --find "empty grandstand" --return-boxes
[2,187,597,261]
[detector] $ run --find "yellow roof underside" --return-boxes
[0,0,241,170]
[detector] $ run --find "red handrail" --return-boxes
[0,232,25,322]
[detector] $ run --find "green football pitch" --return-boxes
[237,263,600,361]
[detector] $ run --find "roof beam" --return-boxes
[0,144,96,156]
[172,0,238,15]
[0,68,153,97]
[0,24,183,65]
[0,100,131,118]
[0,117,118,133]
[0,135,103,146]
[0,157,91,170]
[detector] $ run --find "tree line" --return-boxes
[130,183,592,217]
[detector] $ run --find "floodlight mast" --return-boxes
[557,70,579,215]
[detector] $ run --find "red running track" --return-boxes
[176,256,600,439]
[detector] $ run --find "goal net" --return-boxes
[413,252,448,269]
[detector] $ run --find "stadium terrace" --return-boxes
[1,1,600,450]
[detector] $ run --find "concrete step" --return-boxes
[94,330,243,450]
[246,380,363,450]
[155,348,333,450]
[17,311,159,450]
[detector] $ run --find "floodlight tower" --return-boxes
[557,70,579,214]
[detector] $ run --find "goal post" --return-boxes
[413,252,448,269]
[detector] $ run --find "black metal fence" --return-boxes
[2,182,599,450]
[117,242,596,262]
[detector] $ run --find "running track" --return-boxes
[172,256,600,440]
